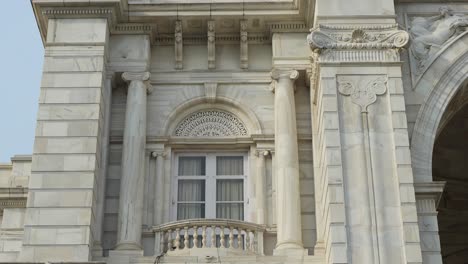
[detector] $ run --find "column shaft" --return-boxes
[116,72,150,250]
[256,151,267,225]
[272,69,304,254]
[154,153,165,225]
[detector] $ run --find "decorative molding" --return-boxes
[174,20,183,70]
[113,23,153,35]
[155,33,270,46]
[208,20,216,70]
[174,110,248,137]
[204,83,218,103]
[307,24,409,63]
[337,76,388,112]
[307,53,320,105]
[269,22,309,33]
[240,20,249,69]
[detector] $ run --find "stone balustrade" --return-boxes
[153,219,265,256]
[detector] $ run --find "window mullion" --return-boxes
[206,154,216,218]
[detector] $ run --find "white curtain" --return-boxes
[216,179,244,220]
[177,180,205,220]
[179,157,205,176]
[216,156,243,175]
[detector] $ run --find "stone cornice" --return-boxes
[32,2,123,44]
[307,24,410,63]
[0,187,28,213]
[33,0,314,44]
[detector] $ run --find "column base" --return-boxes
[273,243,307,256]
[108,249,144,264]
[114,242,143,251]
[91,241,104,257]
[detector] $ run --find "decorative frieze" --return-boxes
[337,76,388,112]
[174,110,248,137]
[308,24,409,62]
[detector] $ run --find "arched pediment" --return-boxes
[174,110,248,137]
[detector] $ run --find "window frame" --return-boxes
[171,152,248,221]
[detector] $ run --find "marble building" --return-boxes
[0,0,467,263]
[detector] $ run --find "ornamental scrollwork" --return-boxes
[337,76,388,112]
[174,110,248,137]
[308,27,410,50]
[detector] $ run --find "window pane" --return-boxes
[216,203,244,220]
[216,179,243,201]
[178,180,205,201]
[177,203,205,220]
[179,157,206,176]
[216,156,243,175]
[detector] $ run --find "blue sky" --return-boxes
[0,1,43,162]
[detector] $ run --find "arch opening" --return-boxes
[433,84,468,264]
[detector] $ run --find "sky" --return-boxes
[0,1,43,162]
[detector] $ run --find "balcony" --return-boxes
[153,219,266,257]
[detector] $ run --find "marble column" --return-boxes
[256,150,268,225]
[271,69,304,255]
[116,72,151,250]
[152,151,165,225]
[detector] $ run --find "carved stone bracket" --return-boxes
[204,82,218,103]
[175,20,183,70]
[240,20,249,69]
[307,24,409,63]
[337,76,388,112]
[208,20,216,69]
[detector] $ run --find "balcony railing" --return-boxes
[153,219,266,256]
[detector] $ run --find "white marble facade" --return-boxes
[1,0,467,263]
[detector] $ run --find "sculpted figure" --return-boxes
[410,7,468,71]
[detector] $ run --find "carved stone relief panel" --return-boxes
[337,75,388,112]
[174,110,248,137]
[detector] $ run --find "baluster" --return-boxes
[229,227,234,249]
[245,229,251,251]
[253,230,258,253]
[220,226,226,248]
[202,226,207,248]
[167,229,172,251]
[175,228,181,250]
[211,225,216,248]
[184,227,189,249]
[193,226,199,248]
[238,229,244,250]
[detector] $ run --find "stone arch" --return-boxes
[163,96,263,137]
[411,32,468,183]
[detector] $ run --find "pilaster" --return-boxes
[308,0,423,262]
[19,17,110,262]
